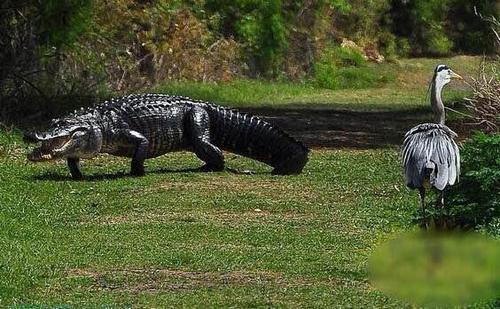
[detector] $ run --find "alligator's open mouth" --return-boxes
[28,135,71,162]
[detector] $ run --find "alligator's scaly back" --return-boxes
[206,105,309,175]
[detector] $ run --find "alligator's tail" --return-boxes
[206,105,309,175]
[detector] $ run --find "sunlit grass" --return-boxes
[0,136,413,307]
[155,56,478,110]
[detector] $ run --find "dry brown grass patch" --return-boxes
[142,176,320,201]
[66,268,341,293]
[82,210,321,227]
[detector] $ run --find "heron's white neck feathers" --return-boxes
[431,78,446,125]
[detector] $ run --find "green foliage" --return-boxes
[333,0,394,55]
[447,0,499,54]
[390,0,498,56]
[313,46,393,90]
[37,0,94,48]
[203,0,353,76]
[2,0,498,125]
[332,46,367,67]
[414,0,453,55]
[205,0,287,76]
[447,133,500,231]
[395,38,411,57]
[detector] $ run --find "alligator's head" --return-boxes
[24,118,102,162]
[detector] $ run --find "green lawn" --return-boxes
[0,56,496,307]
[156,55,479,110]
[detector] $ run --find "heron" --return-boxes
[401,64,463,214]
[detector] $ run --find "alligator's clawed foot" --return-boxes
[71,173,84,181]
[226,167,254,175]
[130,170,145,177]
[69,169,84,181]
[198,164,224,173]
[130,167,145,177]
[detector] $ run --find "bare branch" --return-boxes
[462,57,499,133]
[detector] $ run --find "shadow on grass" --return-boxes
[14,98,471,150]
[241,106,438,149]
[30,166,259,182]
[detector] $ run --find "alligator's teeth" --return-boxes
[42,154,52,160]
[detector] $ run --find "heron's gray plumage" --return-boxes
[402,123,460,190]
[401,64,462,209]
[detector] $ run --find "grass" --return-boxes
[0,142,414,307]
[1,56,497,307]
[155,55,479,111]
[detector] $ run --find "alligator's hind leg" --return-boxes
[117,130,149,176]
[67,158,83,180]
[186,106,224,171]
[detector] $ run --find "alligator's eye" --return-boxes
[70,127,88,137]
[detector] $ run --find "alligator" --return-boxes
[24,94,309,179]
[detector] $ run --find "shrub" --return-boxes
[411,0,453,55]
[464,60,499,133]
[390,0,498,56]
[445,133,500,231]
[332,0,393,56]
[0,0,97,124]
[204,0,287,76]
[389,0,451,56]
[315,66,381,90]
[37,0,93,48]
[395,38,411,57]
[377,31,398,59]
[448,0,499,54]
[332,46,366,67]
[313,46,392,90]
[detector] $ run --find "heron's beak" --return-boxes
[450,71,463,80]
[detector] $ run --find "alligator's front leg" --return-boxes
[67,158,83,180]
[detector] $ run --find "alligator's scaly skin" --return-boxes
[28,94,309,179]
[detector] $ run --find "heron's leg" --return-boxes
[67,158,83,180]
[418,187,426,215]
[418,187,430,229]
[439,191,445,208]
[439,190,448,230]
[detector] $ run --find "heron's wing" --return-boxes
[438,126,460,188]
[445,135,460,185]
[402,124,431,189]
[401,123,460,190]
[431,135,450,190]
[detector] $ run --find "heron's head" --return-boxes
[433,64,463,88]
[24,117,102,162]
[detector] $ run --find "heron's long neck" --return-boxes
[431,80,445,125]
